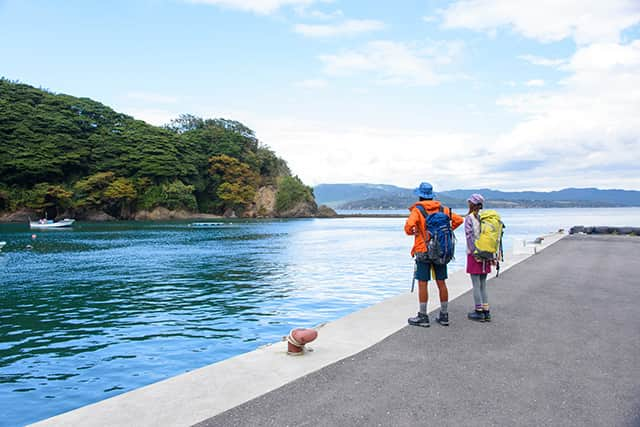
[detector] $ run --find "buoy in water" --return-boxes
[287,328,318,356]
[31,234,37,240]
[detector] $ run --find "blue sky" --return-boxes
[1,0,639,191]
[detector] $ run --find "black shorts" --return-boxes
[415,261,448,281]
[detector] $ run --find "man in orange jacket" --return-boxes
[404,182,463,327]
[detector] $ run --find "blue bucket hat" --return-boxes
[413,182,435,199]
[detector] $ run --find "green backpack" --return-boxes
[473,210,505,261]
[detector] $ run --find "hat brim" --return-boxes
[414,188,435,199]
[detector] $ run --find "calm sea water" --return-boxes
[1,207,639,426]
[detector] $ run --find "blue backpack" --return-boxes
[416,205,455,265]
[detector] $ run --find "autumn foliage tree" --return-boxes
[208,154,258,213]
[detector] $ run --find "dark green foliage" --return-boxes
[276,176,314,212]
[0,188,8,212]
[103,177,137,218]
[139,185,164,211]
[24,183,74,218]
[74,172,117,209]
[160,181,197,211]
[0,79,297,217]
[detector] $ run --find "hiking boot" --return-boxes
[436,311,449,326]
[483,310,491,322]
[408,312,430,327]
[467,310,485,322]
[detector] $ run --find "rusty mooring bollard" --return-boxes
[286,328,318,356]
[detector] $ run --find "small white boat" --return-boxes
[0,241,6,251]
[29,218,76,229]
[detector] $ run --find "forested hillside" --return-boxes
[0,79,319,219]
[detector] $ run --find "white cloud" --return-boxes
[518,54,566,67]
[318,40,464,86]
[433,1,640,189]
[294,7,343,20]
[565,41,640,71]
[257,41,640,191]
[186,0,317,14]
[251,118,481,188]
[294,19,385,37]
[525,79,545,87]
[293,78,328,88]
[441,0,640,44]
[489,40,640,189]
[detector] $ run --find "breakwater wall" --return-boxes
[569,225,640,235]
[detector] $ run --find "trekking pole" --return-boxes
[411,260,416,292]
[496,231,504,278]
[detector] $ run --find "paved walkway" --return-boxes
[197,235,640,427]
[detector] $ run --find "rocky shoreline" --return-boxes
[0,204,338,223]
[0,184,339,223]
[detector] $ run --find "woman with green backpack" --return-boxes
[465,193,493,322]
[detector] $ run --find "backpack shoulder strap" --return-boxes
[414,205,430,241]
[418,205,452,220]
[441,205,452,219]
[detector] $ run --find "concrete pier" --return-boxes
[31,233,640,426]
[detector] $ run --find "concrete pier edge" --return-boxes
[29,232,566,427]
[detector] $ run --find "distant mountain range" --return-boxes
[314,184,640,209]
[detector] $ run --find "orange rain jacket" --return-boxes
[404,200,463,256]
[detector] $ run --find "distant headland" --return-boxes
[314,184,640,210]
[0,79,335,222]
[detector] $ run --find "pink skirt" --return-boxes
[466,253,492,275]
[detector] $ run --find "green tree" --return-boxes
[0,80,309,218]
[161,180,197,211]
[138,185,164,211]
[104,177,137,218]
[25,183,74,218]
[74,171,116,209]
[276,176,314,212]
[164,114,204,134]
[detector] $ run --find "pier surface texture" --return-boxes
[32,234,640,427]
[199,234,640,427]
